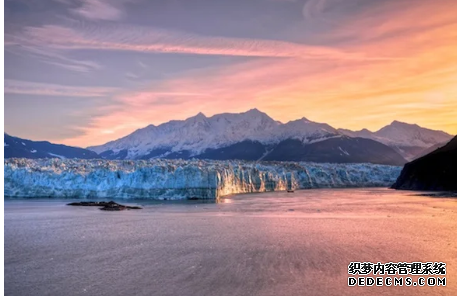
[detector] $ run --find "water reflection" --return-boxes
[219,198,233,204]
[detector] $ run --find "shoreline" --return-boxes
[4,186,398,201]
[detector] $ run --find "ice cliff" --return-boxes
[4,158,402,200]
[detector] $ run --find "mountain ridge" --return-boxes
[5,109,452,166]
[4,133,99,159]
[88,108,340,158]
[89,109,452,161]
[339,120,453,160]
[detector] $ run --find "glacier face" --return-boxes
[4,158,402,200]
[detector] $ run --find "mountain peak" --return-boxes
[241,108,275,122]
[186,112,207,122]
[245,108,266,116]
[195,111,206,118]
[286,117,312,124]
[390,120,418,128]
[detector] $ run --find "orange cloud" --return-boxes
[61,0,457,146]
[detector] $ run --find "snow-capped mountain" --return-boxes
[338,121,453,160]
[88,109,452,164]
[4,133,99,159]
[88,109,339,159]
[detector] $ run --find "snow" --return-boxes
[4,158,402,200]
[21,142,26,146]
[338,147,350,156]
[88,110,452,160]
[338,121,452,148]
[258,148,274,161]
[48,153,66,159]
[4,142,8,147]
[88,109,339,159]
[30,150,37,153]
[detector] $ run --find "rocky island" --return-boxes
[67,201,142,211]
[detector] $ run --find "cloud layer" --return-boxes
[72,0,126,21]
[4,0,457,146]
[12,23,364,60]
[5,79,117,97]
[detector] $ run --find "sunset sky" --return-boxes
[5,0,457,147]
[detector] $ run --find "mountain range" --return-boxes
[5,109,453,166]
[87,109,452,165]
[338,121,452,160]
[4,133,98,159]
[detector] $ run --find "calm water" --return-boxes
[5,188,457,296]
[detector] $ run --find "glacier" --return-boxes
[4,158,402,200]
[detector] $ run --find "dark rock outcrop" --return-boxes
[392,136,457,191]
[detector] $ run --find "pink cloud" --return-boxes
[4,79,117,97]
[18,23,371,60]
